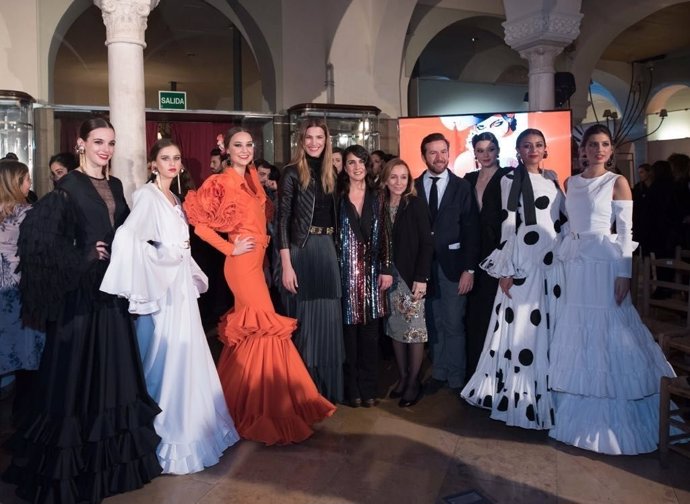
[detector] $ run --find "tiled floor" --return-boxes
[1,358,689,504]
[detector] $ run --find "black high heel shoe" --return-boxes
[399,383,423,408]
[389,381,406,399]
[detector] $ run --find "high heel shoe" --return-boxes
[389,381,406,399]
[399,384,423,408]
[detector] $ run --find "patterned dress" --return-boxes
[461,170,566,430]
[0,204,44,375]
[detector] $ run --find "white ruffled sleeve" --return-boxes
[612,200,638,278]
[480,175,520,278]
[100,186,184,314]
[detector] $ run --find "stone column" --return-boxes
[503,2,582,111]
[94,0,159,201]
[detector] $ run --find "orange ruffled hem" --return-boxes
[217,306,336,445]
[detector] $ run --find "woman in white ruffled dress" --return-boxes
[461,128,566,430]
[548,124,675,455]
[101,139,239,473]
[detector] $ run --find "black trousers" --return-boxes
[343,320,379,401]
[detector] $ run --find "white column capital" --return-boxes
[519,45,563,75]
[94,0,160,47]
[503,11,582,52]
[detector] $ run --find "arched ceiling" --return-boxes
[601,2,690,63]
[412,16,523,83]
[52,0,263,111]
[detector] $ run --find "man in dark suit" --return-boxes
[414,133,480,394]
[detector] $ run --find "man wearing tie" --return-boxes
[415,133,480,395]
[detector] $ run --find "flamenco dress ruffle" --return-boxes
[549,225,675,454]
[217,303,336,445]
[3,188,162,503]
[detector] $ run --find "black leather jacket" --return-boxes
[278,164,337,249]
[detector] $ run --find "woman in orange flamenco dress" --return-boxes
[183,127,335,445]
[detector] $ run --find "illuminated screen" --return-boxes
[398,110,572,183]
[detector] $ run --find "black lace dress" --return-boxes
[2,170,162,504]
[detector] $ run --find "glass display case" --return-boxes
[0,90,35,171]
[287,103,381,154]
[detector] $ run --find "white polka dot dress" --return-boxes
[548,171,675,455]
[461,170,565,430]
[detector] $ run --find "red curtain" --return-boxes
[170,121,234,186]
[59,119,83,156]
[146,121,158,155]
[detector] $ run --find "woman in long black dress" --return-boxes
[3,118,162,503]
[464,132,510,380]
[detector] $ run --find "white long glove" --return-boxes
[612,200,638,278]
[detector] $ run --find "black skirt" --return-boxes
[3,289,162,504]
[283,235,344,403]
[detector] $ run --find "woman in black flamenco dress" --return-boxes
[2,119,162,503]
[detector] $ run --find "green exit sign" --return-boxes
[159,91,187,110]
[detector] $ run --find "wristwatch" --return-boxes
[466,269,475,274]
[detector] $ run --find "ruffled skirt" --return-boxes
[219,245,336,445]
[549,234,675,454]
[2,294,162,504]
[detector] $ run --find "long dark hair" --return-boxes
[580,124,614,168]
[338,144,376,195]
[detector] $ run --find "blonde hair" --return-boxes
[381,157,417,202]
[0,159,30,222]
[291,119,335,194]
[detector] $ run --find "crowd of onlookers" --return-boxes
[633,153,690,257]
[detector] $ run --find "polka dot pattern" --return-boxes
[534,195,550,209]
[519,349,534,366]
[524,231,539,245]
[530,309,541,326]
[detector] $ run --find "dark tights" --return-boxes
[392,340,424,401]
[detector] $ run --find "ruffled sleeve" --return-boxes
[183,175,243,256]
[480,175,521,278]
[17,189,82,328]
[612,200,638,278]
[100,185,186,314]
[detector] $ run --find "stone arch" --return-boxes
[647,83,690,114]
[45,0,276,110]
[567,0,690,123]
[325,0,416,117]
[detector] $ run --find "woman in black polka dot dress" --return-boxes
[461,129,566,430]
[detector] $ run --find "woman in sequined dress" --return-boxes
[337,145,393,407]
[382,158,433,407]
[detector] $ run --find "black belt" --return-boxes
[309,225,334,235]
